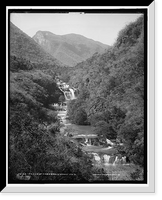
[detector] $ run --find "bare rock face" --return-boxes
[33,31,110,67]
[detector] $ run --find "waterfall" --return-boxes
[56,77,76,101]
[112,156,127,165]
[85,138,88,144]
[69,88,76,100]
[90,154,128,165]
[106,139,114,146]
[63,89,76,101]
[103,155,111,164]
[92,153,101,163]
[113,156,118,165]
[122,156,126,164]
[64,91,72,100]
[60,88,76,101]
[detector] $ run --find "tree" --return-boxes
[67,16,145,167]
[9,103,96,182]
[117,111,144,166]
[93,120,117,140]
[67,99,88,125]
[73,108,88,125]
[58,95,65,105]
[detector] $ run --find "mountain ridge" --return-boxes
[33,31,110,67]
[34,31,109,46]
[10,22,63,67]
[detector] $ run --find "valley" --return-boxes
[33,31,109,66]
[51,77,143,181]
[9,15,145,183]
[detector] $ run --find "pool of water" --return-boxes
[57,108,117,156]
[68,124,94,135]
[57,110,94,135]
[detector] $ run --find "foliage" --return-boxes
[48,122,60,137]
[130,168,144,181]
[67,100,88,125]
[58,68,72,83]
[9,16,146,182]
[73,107,88,125]
[10,55,33,72]
[10,22,61,67]
[58,95,65,105]
[93,121,117,140]
[9,21,106,183]
[9,77,95,182]
[9,105,95,182]
[103,164,144,181]
[31,71,62,107]
[67,16,145,167]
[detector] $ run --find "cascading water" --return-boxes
[64,91,71,100]
[113,156,118,165]
[57,82,76,101]
[85,138,92,146]
[69,88,76,100]
[56,78,128,166]
[90,153,127,165]
[103,155,111,164]
[91,153,101,163]
[55,79,78,134]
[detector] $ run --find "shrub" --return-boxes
[48,122,60,137]
[73,108,88,125]
[67,100,88,125]
[130,168,144,181]
[94,120,117,140]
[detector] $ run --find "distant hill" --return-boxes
[33,31,110,67]
[10,22,62,67]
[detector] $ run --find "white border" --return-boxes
[4,4,155,193]
[6,6,150,9]
[6,5,9,188]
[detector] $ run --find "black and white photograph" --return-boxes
[4,4,155,193]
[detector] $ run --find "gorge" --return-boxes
[9,14,145,182]
[55,77,130,167]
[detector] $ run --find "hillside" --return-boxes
[9,22,66,114]
[9,22,95,183]
[67,16,145,167]
[33,31,109,66]
[9,16,146,182]
[10,22,62,67]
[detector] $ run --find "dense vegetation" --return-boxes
[9,16,146,182]
[10,23,60,65]
[9,22,102,182]
[67,16,145,167]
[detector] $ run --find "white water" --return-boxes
[91,153,101,163]
[55,77,128,166]
[103,155,111,163]
[90,153,127,165]
[106,139,114,146]
[56,78,76,101]
[69,88,76,100]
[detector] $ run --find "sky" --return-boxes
[10,12,142,45]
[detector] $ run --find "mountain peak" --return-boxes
[10,22,62,66]
[33,31,110,67]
